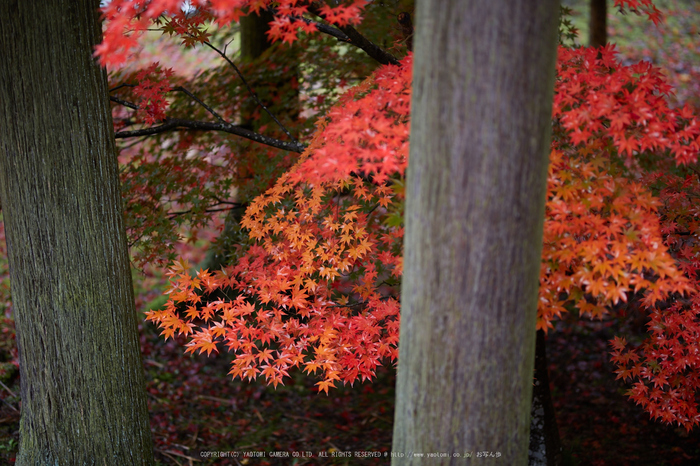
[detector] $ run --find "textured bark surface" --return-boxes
[392,1,559,464]
[590,0,608,47]
[0,1,154,464]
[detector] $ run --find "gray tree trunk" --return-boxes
[0,1,154,464]
[392,1,559,464]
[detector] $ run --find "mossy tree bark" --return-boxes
[0,0,154,464]
[392,1,559,464]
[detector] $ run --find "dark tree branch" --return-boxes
[113,118,306,153]
[265,8,397,66]
[337,24,400,66]
[109,83,135,93]
[168,203,245,219]
[306,5,399,66]
[109,89,303,153]
[212,196,248,207]
[293,15,350,42]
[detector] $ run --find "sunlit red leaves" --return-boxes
[97,0,368,67]
[539,147,691,331]
[554,45,699,166]
[290,56,411,185]
[605,168,700,430]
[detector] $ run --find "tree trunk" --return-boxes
[240,10,274,61]
[590,0,607,47]
[392,0,559,464]
[0,1,154,464]
[528,331,563,465]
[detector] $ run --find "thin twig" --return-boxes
[168,206,237,219]
[109,83,136,93]
[110,96,139,110]
[110,84,227,124]
[0,397,19,414]
[0,380,20,414]
[116,134,150,150]
[158,448,201,463]
[155,448,184,465]
[212,196,248,207]
[200,40,300,145]
[172,86,226,123]
[0,379,17,398]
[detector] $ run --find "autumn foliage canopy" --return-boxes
[100,0,700,430]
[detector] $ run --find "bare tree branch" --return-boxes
[113,118,306,153]
[168,201,246,219]
[109,83,135,93]
[110,84,227,123]
[269,8,399,66]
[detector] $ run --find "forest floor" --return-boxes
[0,312,700,465]
[548,316,700,466]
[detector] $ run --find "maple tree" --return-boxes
[93,0,700,435]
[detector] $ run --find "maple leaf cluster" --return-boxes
[131,63,174,125]
[146,58,411,393]
[608,170,700,430]
[541,43,700,332]
[547,43,700,430]
[614,0,663,25]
